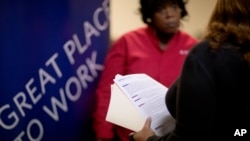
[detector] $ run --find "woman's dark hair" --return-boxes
[203,0,250,64]
[139,0,189,24]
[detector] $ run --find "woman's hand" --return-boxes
[132,117,155,141]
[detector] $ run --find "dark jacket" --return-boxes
[148,40,250,141]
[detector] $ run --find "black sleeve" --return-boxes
[148,52,216,141]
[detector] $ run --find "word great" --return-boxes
[0,0,109,140]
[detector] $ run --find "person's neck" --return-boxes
[157,32,175,51]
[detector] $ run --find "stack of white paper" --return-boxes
[105,73,175,136]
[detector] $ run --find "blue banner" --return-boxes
[0,0,109,140]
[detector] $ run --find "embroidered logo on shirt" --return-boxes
[179,50,189,55]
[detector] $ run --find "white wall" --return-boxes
[110,0,217,40]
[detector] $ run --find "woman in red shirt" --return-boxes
[93,0,198,141]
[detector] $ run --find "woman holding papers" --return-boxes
[131,0,250,140]
[92,0,197,141]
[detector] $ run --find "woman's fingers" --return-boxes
[144,117,152,128]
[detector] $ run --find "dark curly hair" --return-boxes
[139,0,189,24]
